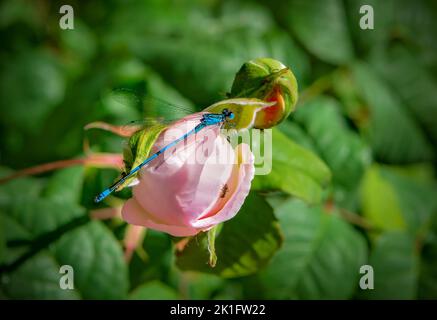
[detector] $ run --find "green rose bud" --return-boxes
[228,58,298,129]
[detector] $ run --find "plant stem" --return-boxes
[0,153,123,184]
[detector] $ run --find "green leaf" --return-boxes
[419,240,437,299]
[7,65,111,166]
[59,19,97,73]
[360,232,418,299]
[3,197,85,240]
[1,213,31,264]
[129,281,179,300]
[1,185,127,299]
[361,164,437,234]
[360,165,406,232]
[0,287,6,299]
[0,167,44,209]
[346,0,398,52]
[352,62,433,163]
[294,96,371,191]
[0,212,6,264]
[259,199,367,299]
[381,168,437,234]
[278,0,353,64]
[419,210,437,299]
[331,68,367,123]
[129,229,173,289]
[42,166,85,204]
[107,1,310,105]
[1,252,80,299]
[173,272,225,300]
[278,121,317,154]
[176,193,283,278]
[347,0,437,69]
[266,129,331,187]
[1,194,85,266]
[0,50,66,133]
[370,45,437,145]
[0,0,41,29]
[51,221,129,299]
[252,128,331,204]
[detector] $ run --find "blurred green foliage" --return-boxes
[0,0,437,300]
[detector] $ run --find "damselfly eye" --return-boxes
[228,112,235,120]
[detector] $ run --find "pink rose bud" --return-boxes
[121,113,255,237]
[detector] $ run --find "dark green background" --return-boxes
[0,0,437,299]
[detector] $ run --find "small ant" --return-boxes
[220,184,229,198]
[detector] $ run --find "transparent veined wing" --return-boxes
[106,87,199,121]
[90,87,205,137]
[84,114,208,138]
[84,118,168,137]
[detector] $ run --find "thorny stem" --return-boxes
[298,75,333,106]
[0,215,90,275]
[0,159,85,184]
[297,67,345,106]
[0,153,123,184]
[84,121,142,137]
[325,199,377,232]
[337,208,377,232]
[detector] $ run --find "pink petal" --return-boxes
[191,144,254,229]
[122,198,200,237]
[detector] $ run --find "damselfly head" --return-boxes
[222,108,235,120]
